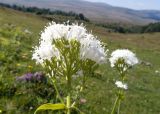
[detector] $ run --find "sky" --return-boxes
[84,0,160,10]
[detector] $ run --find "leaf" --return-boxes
[34,103,66,114]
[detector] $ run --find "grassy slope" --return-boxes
[0,7,160,114]
[0,7,48,33]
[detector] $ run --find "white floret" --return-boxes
[109,49,138,67]
[115,81,128,90]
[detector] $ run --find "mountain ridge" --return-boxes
[0,0,160,25]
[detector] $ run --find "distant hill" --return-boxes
[0,0,160,25]
[0,3,90,22]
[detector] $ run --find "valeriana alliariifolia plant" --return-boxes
[32,22,107,114]
[109,49,138,114]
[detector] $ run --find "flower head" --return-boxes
[80,34,106,64]
[109,49,138,67]
[32,22,107,64]
[115,81,128,90]
[32,44,59,64]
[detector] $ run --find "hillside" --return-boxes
[0,0,160,25]
[0,7,160,114]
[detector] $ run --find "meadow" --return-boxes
[0,7,160,114]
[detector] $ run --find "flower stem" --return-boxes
[66,73,71,114]
[67,94,71,114]
[111,96,119,114]
[51,79,64,104]
[117,99,121,114]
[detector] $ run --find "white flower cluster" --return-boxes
[115,81,128,90]
[109,49,138,67]
[32,22,106,64]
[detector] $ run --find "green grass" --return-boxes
[0,7,160,114]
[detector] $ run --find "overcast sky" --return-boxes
[84,0,160,10]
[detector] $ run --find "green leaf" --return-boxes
[34,103,66,114]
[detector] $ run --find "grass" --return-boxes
[0,7,160,114]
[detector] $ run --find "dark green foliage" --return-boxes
[75,13,90,22]
[97,23,142,33]
[15,78,56,109]
[142,22,160,33]
[0,81,17,98]
[97,22,160,33]
[0,74,56,113]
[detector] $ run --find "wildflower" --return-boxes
[115,81,128,90]
[24,29,32,34]
[109,49,138,67]
[155,70,159,74]
[16,72,46,82]
[80,98,87,104]
[29,107,33,110]
[16,63,21,66]
[16,73,33,82]
[32,22,108,114]
[28,65,33,69]
[32,22,107,64]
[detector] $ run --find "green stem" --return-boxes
[111,96,119,114]
[66,73,72,114]
[117,99,121,114]
[51,79,64,104]
[67,94,71,114]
